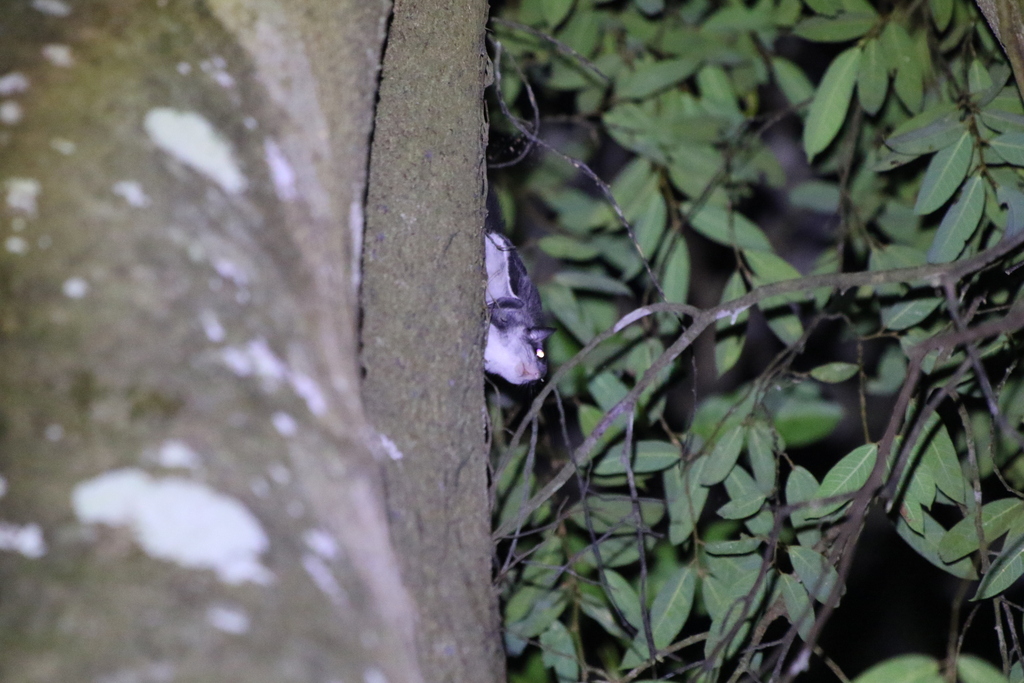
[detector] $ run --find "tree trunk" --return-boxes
[0,1,432,681]
[361,0,505,680]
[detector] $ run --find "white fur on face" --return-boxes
[485,325,543,384]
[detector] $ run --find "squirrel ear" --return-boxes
[492,296,525,310]
[529,327,555,342]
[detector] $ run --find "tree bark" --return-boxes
[0,1,424,681]
[361,0,505,680]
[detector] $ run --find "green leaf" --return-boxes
[667,142,725,199]
[569,495,665,535]
[857,37,888,115]
[914,131,973,215]
[790,180,840,213]
[719,466,766,519]
[927,175,984,263]
[540,621,579,683]
[998,184,1024,237]
[881,295,942,331]
[539,235,601,260]
[632,186,667,256]
[650,566,697,648]
[779,573,813,640]
[810,362,859,383]
[705,537,762,555]
[772,56,815,106]
[577,402,623,450]
[851,654,943,683]
[773,396,843,448]
[634,0,665,15]
[888,26,924,112]
[575,534,654,569]
[604,570,643,629]
[701,427,746,485]
[895,512,978,580]
[745,250,805,345]
[804,46,862,160]
[615,56,700,100]
[542,0,575,26]
[594,440,681,475]
[916,421,966,504]
[789,546,840,604]
[807,444,877,518]
[958,655,1010,683]
[793,13,875,42]
[975,531,1024,599]
[614,565,696,667]
[869,243,940,330]
[745,250,800,283]
[505,587,569,639]
[665,458,710,544]
[588,372,629,412]
[938,499,1024,563]
[579,591,628,640]
[542,283,594,344]
[663,238,690,304]
[929,0,953,31]
[715,271,749,375]
[802,0,841,16]
[687,204,773,252]
[989,132,1024,166]
[884,104,962,155]
[980,109,1024,133]
[554,270,633,295]
[969,59,994,95]
[746,421,778,493]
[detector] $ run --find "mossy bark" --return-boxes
[361,0,504,680]
[0,1,422,681]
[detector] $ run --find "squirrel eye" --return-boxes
[535,349,545,359]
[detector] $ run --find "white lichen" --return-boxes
[198,309,225,343]
[264,138,297,202]
[31,0,72,16]
[143,108,247,195]
[200,57,235,89]
[271,411,297,437]
[211,257,249,287]
[379,434,404,461]
[206,604,250,634]
[44,424,64,442]
[5,236,28,255]
[5,178,41,217]
[303,528,339,560]
[289,372,327,416]
[0,72,29,96]
[219,339,328,417]
[267,463,291,486]
[157,439,201,470]
[72,468,274,585]
[0,522,46,558]
[350,199,364,289]
[62,276,89,299]
[302,553,346,606]
[49,138,76,155]
[112,180,151,208]
[41,44,74,67]
[0,101,22,125]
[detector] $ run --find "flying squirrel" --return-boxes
[484,189,554,384]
